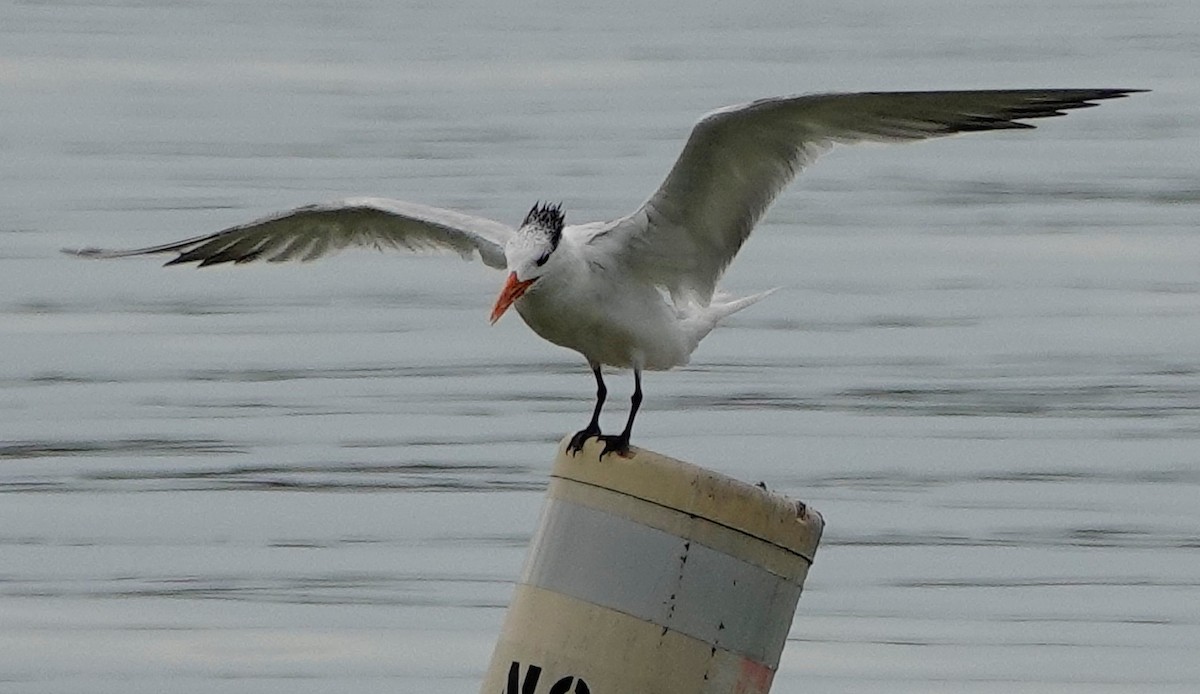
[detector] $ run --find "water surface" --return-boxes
[2,1,1198,692]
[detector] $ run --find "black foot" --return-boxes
[597,434,632,459]
[567,426,601,456]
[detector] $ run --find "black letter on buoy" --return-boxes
[548,676,591,694]
[506,662,543,694]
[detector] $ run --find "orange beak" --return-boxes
[490,272,537,324]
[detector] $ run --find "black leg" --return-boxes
[599,366,641,458]
[567,362,605,455]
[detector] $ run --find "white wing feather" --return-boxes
[64,197,514,270]
[594,88,1142,302]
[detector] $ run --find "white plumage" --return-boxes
[66,88,1143,456]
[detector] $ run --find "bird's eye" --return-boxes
[534,251,551,267]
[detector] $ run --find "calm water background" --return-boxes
[2,1,1198,692]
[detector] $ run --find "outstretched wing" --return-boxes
[595,88,1144,302]
[64,197,515,269]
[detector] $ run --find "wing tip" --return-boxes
[1096,87,1150,97]
[1060,87,1150,106]
[61,246,124,259]
[63,246,200,268]
[952,88,1148,133]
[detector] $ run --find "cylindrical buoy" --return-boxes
[480,436,824,694]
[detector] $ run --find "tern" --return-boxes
[67,88,1143,456]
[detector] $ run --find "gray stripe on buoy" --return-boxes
[519,498,801,667]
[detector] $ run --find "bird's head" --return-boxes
[490,202,565,324]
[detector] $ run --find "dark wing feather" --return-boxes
[65,197,514,270]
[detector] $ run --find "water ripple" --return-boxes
[0,460,544,494]
[0,438,242,460]
[0,572,512,607]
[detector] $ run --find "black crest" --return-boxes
[523,201,565,244]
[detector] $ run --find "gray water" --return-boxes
[2,1,1198,692]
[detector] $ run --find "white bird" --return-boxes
[66,88,1143,457]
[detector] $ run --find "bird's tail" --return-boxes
[679,287,779,348]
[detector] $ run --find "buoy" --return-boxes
[480,436,824,694]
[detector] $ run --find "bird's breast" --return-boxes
[513,280,691,371]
